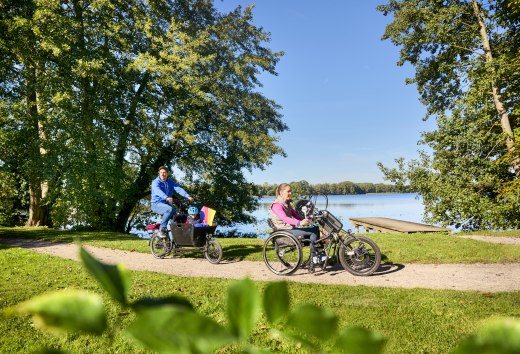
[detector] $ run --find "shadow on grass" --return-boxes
[0,244,11,250]
[0,227,140,244]
[221,244,264,261]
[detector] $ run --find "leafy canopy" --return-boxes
[0,0,287,230]
[377,0,520,230]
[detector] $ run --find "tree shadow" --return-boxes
[220,244,264,261]
[0,228,143,245]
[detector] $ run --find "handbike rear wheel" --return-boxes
[263,231,302,275]
[339,235,381,276]
[204,240,223,264]
[150,234,170,259]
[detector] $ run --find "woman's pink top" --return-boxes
[271,201,302,227]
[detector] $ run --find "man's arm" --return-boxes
[171,180,190,199]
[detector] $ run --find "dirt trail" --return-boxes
[1,237,520,293]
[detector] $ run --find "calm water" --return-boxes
[219,193,426,237]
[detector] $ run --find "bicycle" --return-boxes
[146,201,223,264]
[262,196,381,276]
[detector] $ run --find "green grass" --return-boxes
[1,227,520,264]
[1,244,519,354]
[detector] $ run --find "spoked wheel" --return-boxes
[150,234,170,259]
[204,240,223,264]
[263,231,302,275]
[339,236,381,276]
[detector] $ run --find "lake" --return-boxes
[218,193,426,237]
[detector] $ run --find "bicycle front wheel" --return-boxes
[204,240,223,264]
[339,236,381,276]
[263,232,302,275]
[150,234,170,259]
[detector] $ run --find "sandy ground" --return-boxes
[1,236,520,293]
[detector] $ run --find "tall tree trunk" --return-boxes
[26,67,51,227]
[472,0,520,177]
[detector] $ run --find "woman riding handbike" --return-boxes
[263,183,381,275]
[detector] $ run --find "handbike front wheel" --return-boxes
[263,232,302,275]
[339,235,381,276]
[150,234,170,259]
[204,240,223,264]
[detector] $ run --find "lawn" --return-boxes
[1,244,519,353]
[1,227,520,353]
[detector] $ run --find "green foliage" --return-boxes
[286,304,338,343]
[377,0,520,230]
[12,290,106,335]
[453,318,520,354]
[0,169,27,226]
[226,278,261,339]
[263,281,289,324]
[334,326,386,354]
[80,247,131,306]
[126,307,234,354]
[0,0,286,230]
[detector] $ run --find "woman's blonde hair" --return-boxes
[275,183,291,197]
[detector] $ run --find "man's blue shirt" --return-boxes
[151,176,189,204]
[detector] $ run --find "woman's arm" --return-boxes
[290,207,302,220]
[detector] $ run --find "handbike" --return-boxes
[147,203,223,264]
[262,197,381,276]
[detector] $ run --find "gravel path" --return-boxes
[2,237,520,293]
[458,235,520,245]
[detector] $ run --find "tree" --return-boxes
[377,0,520,230]
[0,0,55,226]
[1,0,286,231]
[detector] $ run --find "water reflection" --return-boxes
[219,193,425,237]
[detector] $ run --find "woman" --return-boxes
[270,183,321,262]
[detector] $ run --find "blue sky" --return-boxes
[215,0,436,185]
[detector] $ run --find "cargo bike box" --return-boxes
[170,222,218,247]
[148,206,222,264]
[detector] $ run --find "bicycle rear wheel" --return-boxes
[150,234,170,259]
[263,232,302,275]
[204,240,223,264]
[339,236,381,276]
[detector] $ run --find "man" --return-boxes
[151,166,193,237]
